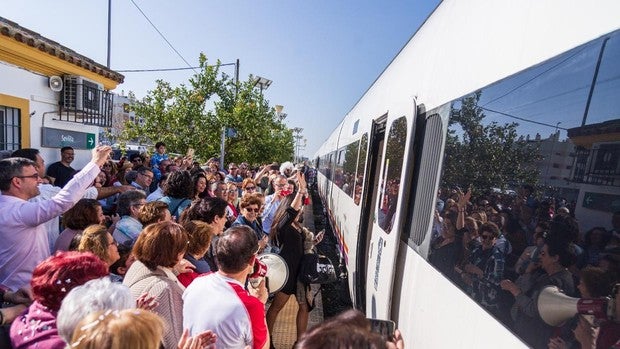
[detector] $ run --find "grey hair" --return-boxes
[57,277,134,344]
[279,161,294,174]
[116,190,147,216]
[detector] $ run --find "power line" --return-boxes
[481,45,588,107]
[129,0,197,74]
[117,62,238,73]
[479,106,569,130]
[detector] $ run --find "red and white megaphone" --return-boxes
[537,286,615,326]
[248,253,289,294]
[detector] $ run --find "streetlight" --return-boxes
[275,105,287,121]
[544,122,562,187]
[253,76,272,93]
[292,127,304,163]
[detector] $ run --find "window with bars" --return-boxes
[0,105,21,150]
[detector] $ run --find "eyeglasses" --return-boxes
[245,207,260,213]
[14,173,40,180]
[245,186,256,191]
[481,234,494,241]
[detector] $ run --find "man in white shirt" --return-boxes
[183,225,268,349]
[0,146,112,290]
[11,148,133,250]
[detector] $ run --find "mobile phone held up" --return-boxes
[368,318,395,341]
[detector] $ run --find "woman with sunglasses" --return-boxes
[461,222,505,316]
[241,177,258,197]
[232,193,267,253]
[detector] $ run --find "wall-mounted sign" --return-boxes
[41,127,96,150]
[582,192,620,213]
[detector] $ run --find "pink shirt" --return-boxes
[0,162,100,290]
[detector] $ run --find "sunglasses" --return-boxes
[245,186,256,191]
[245,207,260,213]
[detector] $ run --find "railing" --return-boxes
[58,84,113,127]
[571,144,620,187]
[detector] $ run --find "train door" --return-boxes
[365,103,416,320]
[355,117,386,311]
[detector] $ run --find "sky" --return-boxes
[2,0,441,158]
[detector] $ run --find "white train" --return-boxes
[313,1,620,347]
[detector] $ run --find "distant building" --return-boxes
[567,119,620,230]
[0,16,124,168]
[526,120,620,231]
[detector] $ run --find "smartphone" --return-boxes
[368,318,395,341]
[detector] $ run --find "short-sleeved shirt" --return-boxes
[183,273,267,349]
[46,161,76,188]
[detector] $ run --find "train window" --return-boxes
[341,140,360,198]
[334,147,346,189]
[378,116,407,233]
[426,30,620,337]
[355,133,369,205]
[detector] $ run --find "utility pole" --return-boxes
[106,0,111,68]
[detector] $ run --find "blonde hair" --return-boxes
[70,309,163,349]
[78,225,111,264]
[138,201,170,226]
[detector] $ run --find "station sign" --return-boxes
[582,192,620,213]
[41,127,96,150]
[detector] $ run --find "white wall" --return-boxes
[0,62,100,169]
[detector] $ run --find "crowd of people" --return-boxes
[429,186,620,349]
[0,144,404,349]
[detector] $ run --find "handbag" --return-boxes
[298,251,337,284]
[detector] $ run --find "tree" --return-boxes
[118,54,294,165]
[441,91,541,192]
[215,75,294,164]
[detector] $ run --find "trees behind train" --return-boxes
[118,53,294,164]
[442,91,541,192]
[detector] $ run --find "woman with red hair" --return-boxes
[9,251,109,349]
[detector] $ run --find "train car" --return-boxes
[314,1,620,347]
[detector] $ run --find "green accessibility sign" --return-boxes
[582,192,620,213]
[41,127,96,150]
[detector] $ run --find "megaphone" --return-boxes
[248,253,289,294]
[537,286,612,326]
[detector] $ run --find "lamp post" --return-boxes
[292,127,304,163]
[544,122,562,187]
[253,76,272,94]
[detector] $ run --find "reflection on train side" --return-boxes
[425,30,620,344]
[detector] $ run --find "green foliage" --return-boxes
[442,91,541,192]
[118,54,294,165]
